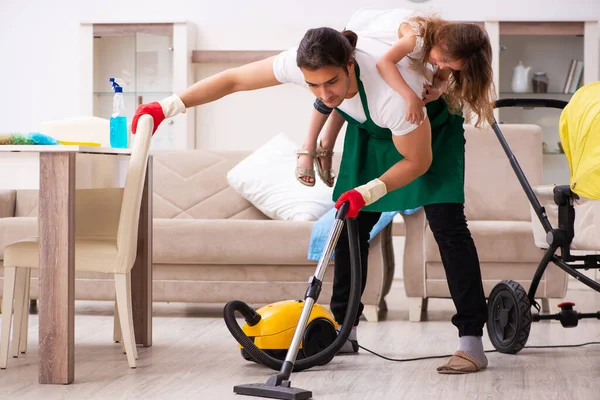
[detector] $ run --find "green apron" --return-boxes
[333,63,466,212]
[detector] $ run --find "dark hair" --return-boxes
[296,27,358,72]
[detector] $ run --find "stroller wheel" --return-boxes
[487,280,532,354]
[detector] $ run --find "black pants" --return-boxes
[330,211,381,328]
[330,203,488,337]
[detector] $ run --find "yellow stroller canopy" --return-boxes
[559,81,600,200]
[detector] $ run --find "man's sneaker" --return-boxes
[337,325,359,354]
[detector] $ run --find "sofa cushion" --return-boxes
[152,151,268,220]
[425,220,544,263]
[226,134,334,221]
[153,218,316,265]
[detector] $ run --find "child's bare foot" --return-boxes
[315,140,335,187]
[296,148,316,186]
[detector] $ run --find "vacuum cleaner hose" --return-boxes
[223,216,362,372]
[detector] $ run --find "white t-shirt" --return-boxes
[272,8,432,136]
[345,7,427,62]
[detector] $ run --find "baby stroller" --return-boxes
[487,82,600,354]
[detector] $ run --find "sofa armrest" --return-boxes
[361,222,395,308]
[402,208,426,298]
[379,223,395,300]
[0,190,16,218]
[0,217,38,260]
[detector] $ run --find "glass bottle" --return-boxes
[532,72,549,93]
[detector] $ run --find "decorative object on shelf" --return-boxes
[532,72,549,93]
[557,141,564,154]
[562,59,584,94]
[511,61,531,93]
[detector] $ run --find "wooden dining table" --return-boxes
[0,145,153,384]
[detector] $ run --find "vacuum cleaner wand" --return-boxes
[233,202,354,400]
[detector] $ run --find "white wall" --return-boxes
[2,0,599,134]
[0,0,599,187]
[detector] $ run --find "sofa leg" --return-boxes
[541,298,550,314]
[379,299,388,312]
[29,300,37,315]
[362,305,379,322]
[409,297,425,322]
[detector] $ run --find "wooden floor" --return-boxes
[0,280,599,400]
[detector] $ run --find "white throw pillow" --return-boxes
[227,134,335,221]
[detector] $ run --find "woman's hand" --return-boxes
[132,94,186,135]
[406,93,425,125]
[422,83,442,104]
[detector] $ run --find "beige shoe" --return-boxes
[437,351,487,374]
[315,141,335,187]
[296,149,316,187]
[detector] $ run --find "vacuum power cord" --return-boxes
[357,341,600,362]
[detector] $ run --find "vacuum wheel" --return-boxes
[301,318,337,365]
[487,280,532,354]
[240,348,253,362]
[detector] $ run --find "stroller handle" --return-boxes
[494,98,569,110]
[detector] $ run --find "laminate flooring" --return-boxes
[0,280,599,400]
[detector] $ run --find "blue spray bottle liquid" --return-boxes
[109,78,128,148]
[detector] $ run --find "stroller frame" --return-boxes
[487,98,600,354]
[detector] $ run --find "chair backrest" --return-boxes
[39,116,110,147]
[114,115,153,273]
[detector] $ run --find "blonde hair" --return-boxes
[409,16,496,127]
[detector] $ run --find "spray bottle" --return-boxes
[109,78,128,148]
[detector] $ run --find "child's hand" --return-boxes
[422,83,442,104]
[406,93,425,125]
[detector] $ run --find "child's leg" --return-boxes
[315,110,345,186]
[297,104,330,185]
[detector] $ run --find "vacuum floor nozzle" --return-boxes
[233,383,312,400]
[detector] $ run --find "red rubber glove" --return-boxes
[132,94,186,135]
[334,178,388,219]
[132,102,164,135]
[335,189,366,219]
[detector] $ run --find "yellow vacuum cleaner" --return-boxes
[238,300,338,363]
[223,202,361,400]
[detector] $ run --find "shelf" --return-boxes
[499,22,584,36]
[93,23,173,37]
[192,50,282,63]
[93,92,172,96]
[499,92,573,96]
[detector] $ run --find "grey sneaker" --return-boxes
[337,325,359,354]
[339,338,359,353]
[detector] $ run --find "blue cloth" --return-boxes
[28,133,59,145]
[307,207,420,261]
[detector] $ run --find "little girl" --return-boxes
[295,8,495,187]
